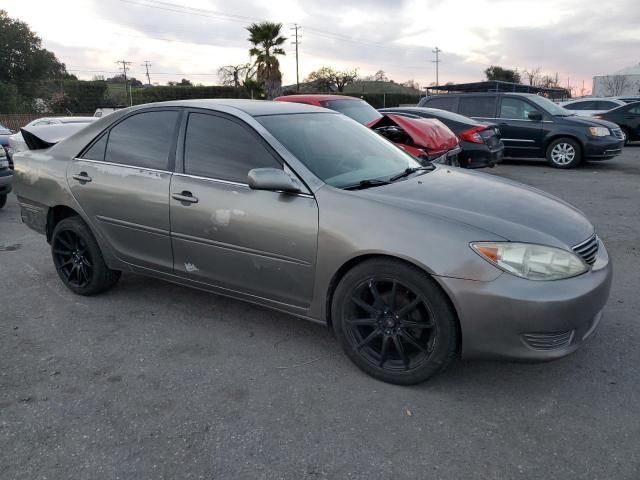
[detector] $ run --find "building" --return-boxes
[593,64,640,97]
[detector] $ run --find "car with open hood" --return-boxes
[274,94,462,166]
[12,99,612,384]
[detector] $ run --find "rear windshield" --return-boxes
[320,99,382,125]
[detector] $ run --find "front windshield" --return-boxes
[257,113,421,188]
[527,95,573,116]
[320,99,382,125]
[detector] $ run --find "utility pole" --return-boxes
[116,59,133,106]
[432,47,441,87]
[290,24,301,91]
[141,61,152,86]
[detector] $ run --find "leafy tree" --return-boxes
[484,65,521,84]
[106,74,143,87]
[306,67,359,92]
[167,78,193,86]
[246,22,286,99]
[0,10,67,96]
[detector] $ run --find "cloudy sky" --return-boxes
[3,0,639,94]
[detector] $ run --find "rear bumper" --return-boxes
[0,172,12,195]
[438,239,613,361]
[460,141,505,169]
[584,137,624,160]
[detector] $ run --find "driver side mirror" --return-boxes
[248,168,301,194]
[528,110,543,121]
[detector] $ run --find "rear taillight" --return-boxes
[459,126,488,144]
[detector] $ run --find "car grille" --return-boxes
[611,128,624,140]
[522,330,574,351]
[572,234,599,265]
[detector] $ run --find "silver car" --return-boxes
[13,100,612,384]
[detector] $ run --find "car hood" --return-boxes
[558,114,619,130]
[360,167,594,248]
[368,114,459,152]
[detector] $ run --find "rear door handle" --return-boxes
[172,191,199,204]
[72,172,92,183]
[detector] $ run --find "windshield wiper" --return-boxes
[343,179,391,190]
[389,166,434,182]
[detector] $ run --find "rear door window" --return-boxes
[564,101,595,111]
[458,96,497,118]
[595,101,620,110]
[105,110,179,170]
[424,96,455,111]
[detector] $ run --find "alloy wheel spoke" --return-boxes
[57,235,74,250]
[351,296,379,315]
[389,280,398,309]
[396,297,421,318]
[379,335,390,366]
[392,334,409,370]
[348,317,378,326]
[369,281,384,308]
[399,329,427,353]
[400,319,433,329]
[57,258,73,270]
[356,329,381,349]
[54,248,73,256]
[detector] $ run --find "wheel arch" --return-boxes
[324,253,463,354]
[543,133,585,154]
[46,205,81,242]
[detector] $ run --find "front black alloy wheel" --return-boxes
[51,216,121,295]
[333,259,458,385]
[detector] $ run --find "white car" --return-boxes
[559,97,627,117]
[25,116,96,127]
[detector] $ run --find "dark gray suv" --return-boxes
[419,93,624,168]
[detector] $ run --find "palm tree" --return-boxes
[246,22,286,99]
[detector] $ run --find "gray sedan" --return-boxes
[13,100,612,384]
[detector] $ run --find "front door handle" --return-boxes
[72,172,92,183]
[172,191,199,204]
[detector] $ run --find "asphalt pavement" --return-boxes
[1,148,639,479]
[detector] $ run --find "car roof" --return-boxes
[128,98,332,116]
[275,94,361,102]
[423,92,542,99]
[561,97,624,103]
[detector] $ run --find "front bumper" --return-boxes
[0,171,13,195]
[584,137,624,160]
[438,239,613,361]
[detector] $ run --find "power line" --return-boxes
[432,47,441,86]
[141,61,152,85]
[290,24,301,91]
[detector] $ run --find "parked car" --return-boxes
[13,100,612,385]
[93,107,124,118]
[0,146,11,208]
[594,102,640,144]
[559,97,626,117]
[419,93,624,168]
[0,123,15,154]
[380,107,504,169]
[274,94,462,166]
[7,118,95,167]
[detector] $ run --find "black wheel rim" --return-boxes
[344,277,437,372]
[53,230,93,288]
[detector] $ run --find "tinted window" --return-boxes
[499,98,541,120]
[184,113,280,183]
[629,105,640,114]
[82,134,108,161]
[458,97,496,117]
[596,101,619,110]
[565,101,594,111]
[105,111,178,170]
[424,96,455,111]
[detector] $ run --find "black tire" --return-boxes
[0,194,6,209]
[546,137,582,168]
[621,128,631,146]
[332,259,458,385]
[51,216,121,295]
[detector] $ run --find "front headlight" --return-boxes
[470,242,588,280]
[589,126,610,137]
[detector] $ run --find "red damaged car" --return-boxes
[274,94,462,166]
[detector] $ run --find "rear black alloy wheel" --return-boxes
[333,259,458,385]
[51,216,121,295]
[53,229,93,288]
